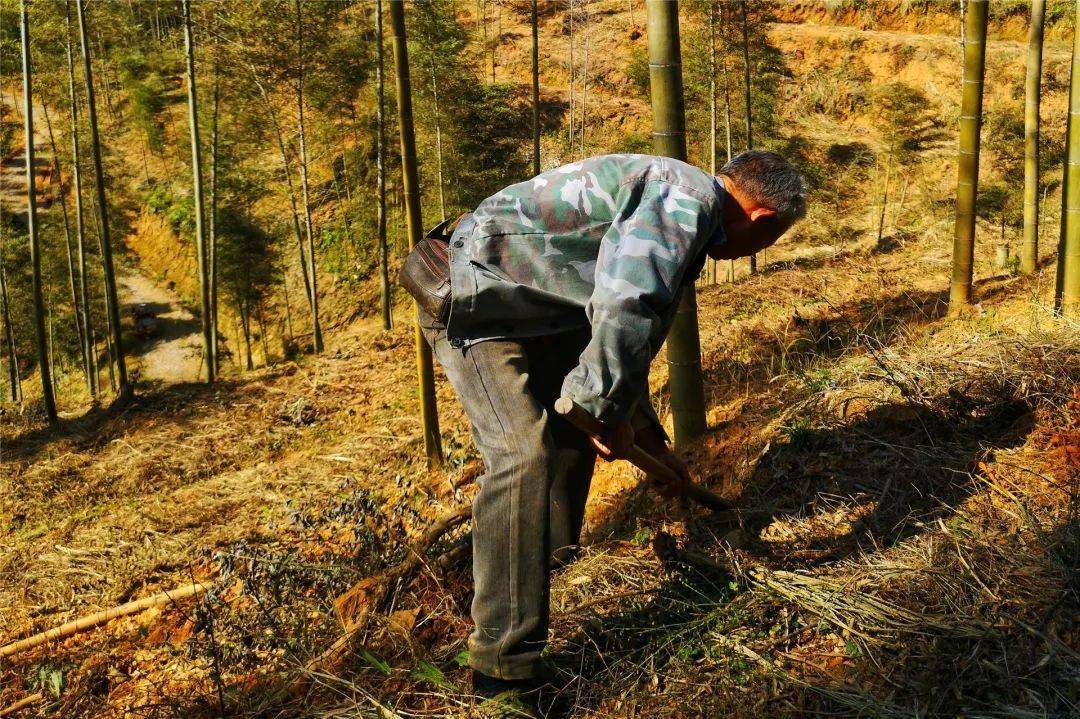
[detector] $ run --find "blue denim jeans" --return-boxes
[419,312,596,680]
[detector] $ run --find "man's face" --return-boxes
[707,177,792,260]
[708,210,790,260]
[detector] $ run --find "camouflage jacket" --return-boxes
[447,153,727,425]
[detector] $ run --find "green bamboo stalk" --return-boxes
[182,0,214,383]
[209,66,220,373]
[42,102,89,388]
[531,0,540,175]
[1057,0,1080,315]
[376,0,392,331]
[646,0,706,448]
[740,0,755,275]
[66,0,95,399]
[949,0,988,311]
[1022,0,1045,275]
[20,0,58,425]
[0,231,21,403]
[295,0,324,353]
[76,0,128,395]
[389,0,443,465]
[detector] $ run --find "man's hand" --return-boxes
[649,448,692,498]
[589,418,634,461]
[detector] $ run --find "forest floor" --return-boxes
[2,223,1077,718]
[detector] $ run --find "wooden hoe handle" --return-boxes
[553,397,732,513]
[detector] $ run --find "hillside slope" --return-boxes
[2,4,1079,719]
[3,199,1077,717]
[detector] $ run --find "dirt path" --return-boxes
[116,271,204,384]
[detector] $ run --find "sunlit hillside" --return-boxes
[1,2,1077,718]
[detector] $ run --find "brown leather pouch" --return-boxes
[399,214,467,326]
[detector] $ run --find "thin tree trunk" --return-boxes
[76,0,128,394]
[531,0,540,175]
[295,0,324,353]
[337,127,356,262]
[950,0,988,311]
[740,0,752,151]
[709,1,717,176]
[376,0,392,331]
[740,0,756,275]
[1056,0,1080,315]
[0,243,20,403]
[429,49,447,222]
[209,65,220,374]
[252,77,314,317]
[579,2,589,158]
[20,0,59,424]
[86,184,115,392]
[182,0,214,383]
[239,299,254,371]
[42,103,89,385]
[66,101,97,368]
[708,0,718,284]
[996,215,1010,269]
[568,0,575,149]
[877,157,891,246]
[256,298,270,366]
[102,288,116,392]
[1022,0,1045,275]
[721,2,732,163]
[389,0,443,466]
[230,316,242,368]
[282,270,296,341]
[48,304,58,397]
[646,0,705,448]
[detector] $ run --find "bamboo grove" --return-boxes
[2,0,1079,443]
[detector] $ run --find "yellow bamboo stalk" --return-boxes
[0,581,211,659]
[0,693,43,717]
[949,0,989,311]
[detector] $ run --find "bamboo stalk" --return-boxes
[20,0,59,425]
[182,0,214,383]
[376,0,392,331]
[1022,0,1045,275]
[1057,0,1080,315]
[76,0,128,395]
[65,0,95,400]
[531,0,540,175]
[0,582,211,659]
[646,0,706,448]
[389,0,443,466]
[295,0,324,353]
[0,693,43,718]
[949,0,988,310]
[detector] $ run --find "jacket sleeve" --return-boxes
[560,178,717,425]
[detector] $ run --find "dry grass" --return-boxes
[3,224,1077,719]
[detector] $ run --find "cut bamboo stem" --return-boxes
[0,693,43,717]
[0,581,211,659]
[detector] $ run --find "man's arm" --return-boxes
[560,178,717,426]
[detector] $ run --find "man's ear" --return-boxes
[749,207,776,223]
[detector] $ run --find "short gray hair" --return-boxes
[720,150,808,226]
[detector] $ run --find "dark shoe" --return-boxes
[471,671,540,718]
